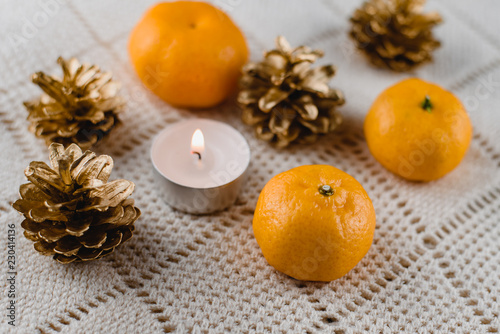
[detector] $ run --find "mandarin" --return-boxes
[364,78,472,182]
[128,1,248,108]
[253,165,376,282]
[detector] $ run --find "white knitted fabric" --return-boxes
[1,1,499,333]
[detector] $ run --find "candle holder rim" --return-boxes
[152,163,249,191]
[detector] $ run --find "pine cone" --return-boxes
[13,143,140,263]
[24,57,125,150]
[238,36,345,148]
[350,0,442,71]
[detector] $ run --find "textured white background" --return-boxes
[1,0,499,333]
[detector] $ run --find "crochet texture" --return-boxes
[0,0,498,333]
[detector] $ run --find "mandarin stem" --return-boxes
[422,95,433,113]
[319,185,334,196]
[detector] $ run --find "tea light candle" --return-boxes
[151,119,251,214]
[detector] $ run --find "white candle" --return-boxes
[151,119,251,214]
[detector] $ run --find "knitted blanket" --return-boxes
[1,0,499,333]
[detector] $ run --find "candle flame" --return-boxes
[191,129,205,159]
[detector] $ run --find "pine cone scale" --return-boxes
[32,73,69,104]
[54,237,81,256]
[112,206,140,227]
[101,231,123,251]
[242,107,268,125]
[76,248,103,261]
[71,151,96,183]
[54,254,76,264]
[19,183,47,201]
[38,225,68,243]
[24,231,39,242]
[34,241,56,256]
[29,206,68,223]
[26,161,68,195]
[87,179,135,210]
[90,205,124,226]
[237,90,262,105]
[292,99,318,121]
[79,230,107,248]
[258,87,292,112]
[65,218,91,236]
[77,155,113,184]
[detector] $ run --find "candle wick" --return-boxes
[191,151,202,160]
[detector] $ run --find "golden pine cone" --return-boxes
[350,0,442,71]
[23,57,125,150]
[237,36,345,148]
[13,143,140,263]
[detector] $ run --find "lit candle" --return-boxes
[151,119,251,214]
